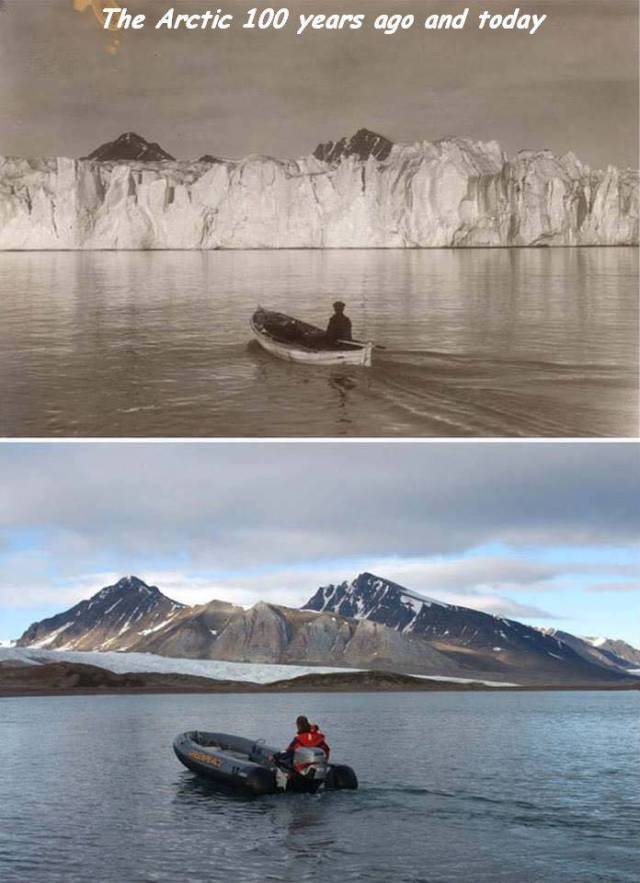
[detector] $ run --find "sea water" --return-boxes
[1,690,638,882]
[0,248,637,436]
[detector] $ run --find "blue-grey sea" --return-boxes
[1,690,638,882]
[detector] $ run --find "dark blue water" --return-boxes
[1,691,638,882]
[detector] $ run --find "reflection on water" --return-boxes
[1,691,638,883]
[0,248,637,436]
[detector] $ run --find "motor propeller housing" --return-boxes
[293,746,329,781]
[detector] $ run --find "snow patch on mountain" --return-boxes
[29,623,72,649]
[137,615,180,636]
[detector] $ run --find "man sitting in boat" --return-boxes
[326,301,352,346]
[274,715,330,767]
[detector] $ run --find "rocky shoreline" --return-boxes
[1,661,638,697]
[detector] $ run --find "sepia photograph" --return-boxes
[0,0,637,437]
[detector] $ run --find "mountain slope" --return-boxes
[127,599,241,658]
[537,629,639,672]
[583,637,640,669]
[304,573,630,683]
[16,577,465,676]
[210,601,460,673]
[1,131,636,248]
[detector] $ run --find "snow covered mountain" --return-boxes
[15,576,460,675]
[16,576,186,651]
[303,573,630,681]
[15,573,636,684]
[1,130,636,249]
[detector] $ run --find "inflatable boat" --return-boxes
[250,308,374,367]
[173,731,358,796]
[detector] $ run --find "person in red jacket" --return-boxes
[287,716,330,758]
[274,716,330,768]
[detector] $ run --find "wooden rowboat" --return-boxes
[250,308,374,367]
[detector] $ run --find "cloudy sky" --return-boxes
[0,442,638,645]
[0,0,637,168]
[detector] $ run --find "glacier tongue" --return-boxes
[0,137,637,249]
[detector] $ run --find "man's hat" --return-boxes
[333,300,346,310]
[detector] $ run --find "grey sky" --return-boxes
[0,0,637,168]
[0,442,638,641]
[1,442,638,569]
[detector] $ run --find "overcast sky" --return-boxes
[0,442,638,645]
[0,0,637,168]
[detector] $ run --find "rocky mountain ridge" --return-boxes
[16,574,638,685]
[313,128,394,163]
[1,130,636,248]
[303,573,632,681]
[15,576,460,675]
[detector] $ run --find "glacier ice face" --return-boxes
[0,137,637,249]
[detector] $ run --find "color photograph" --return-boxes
[1,441,639,882]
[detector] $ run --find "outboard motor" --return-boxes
[293,746,328,781]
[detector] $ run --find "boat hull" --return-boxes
[173,731,278,795]
[250,309,373,367]
[173,731,358,796]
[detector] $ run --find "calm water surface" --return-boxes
[1,691,639,882]
[0,248,637,436]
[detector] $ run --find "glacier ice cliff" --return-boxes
[0,135,637,248]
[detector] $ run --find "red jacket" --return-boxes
[288,724,330,759]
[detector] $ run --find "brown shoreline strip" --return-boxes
[1,661,638,697]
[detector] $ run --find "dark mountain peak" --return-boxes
[83,133,175,163]
[313,129,394,164]
[197,154,223,164]
[16,575,185,651]
[304,572,446,628]
[89,575,187,610]
[92,575,162,602]
[354,571,378,583]
[353,571,435,597]
[106,574,154,592]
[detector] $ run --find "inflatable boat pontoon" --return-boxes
[173,731,358,796]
